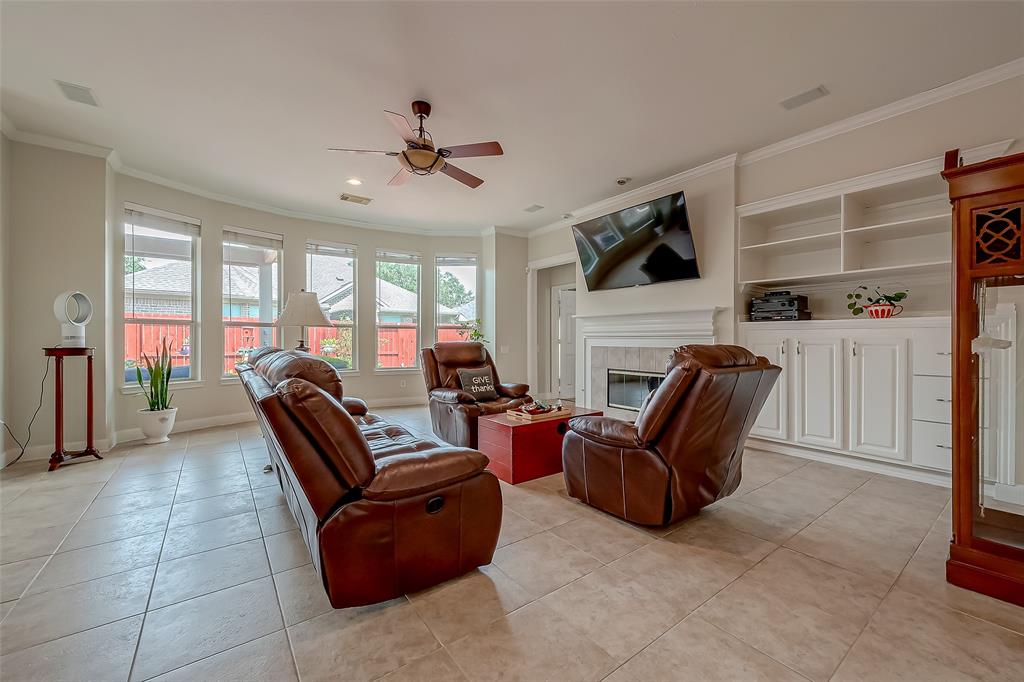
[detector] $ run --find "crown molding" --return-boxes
[482,226,529,238]
[2,119,115,160]
[528,153,737,239]
[736,138,1014,216]
[2,114,487,239]
[112,164,486,238]
[738,57,1024,167]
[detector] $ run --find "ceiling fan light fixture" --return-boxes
[398,148,445,176]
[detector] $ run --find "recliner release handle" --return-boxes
[426,496,445,514]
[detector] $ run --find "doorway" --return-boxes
[551,285,576,400]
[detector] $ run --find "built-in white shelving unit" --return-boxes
[738,171,952,286]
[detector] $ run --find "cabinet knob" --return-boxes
[852,341,857,357]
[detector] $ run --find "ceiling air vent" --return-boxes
[523,204,544,213]
[55,80,100,107]
[780,85,829,111]
[339,193,372,205]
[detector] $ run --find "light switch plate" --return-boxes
[499,345,510,355]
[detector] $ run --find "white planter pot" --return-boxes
[138,407,178,444]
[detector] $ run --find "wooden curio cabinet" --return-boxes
[942,149,1024,606]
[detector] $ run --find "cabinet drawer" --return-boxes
[912,376,952,424]
[913,335,952,377]
[911,420,952,471]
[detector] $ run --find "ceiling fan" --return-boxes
[328,100,503,189]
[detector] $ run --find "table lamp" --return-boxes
[277,289,331,352]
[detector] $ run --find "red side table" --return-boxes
[43,347,102,471]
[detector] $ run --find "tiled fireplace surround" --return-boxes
[576,309,718,420]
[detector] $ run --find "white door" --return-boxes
[794,336,845,450]
[555,288,576,399]
[849,335,908,460]
[747,335,789,440]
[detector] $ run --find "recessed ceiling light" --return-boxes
[562,213,574,220]
[523,204,545,213]
[780,85,830,111]
[346,178,363,186]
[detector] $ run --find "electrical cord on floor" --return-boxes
[0,357,52,470]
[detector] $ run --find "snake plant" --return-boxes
[136,337,174,411]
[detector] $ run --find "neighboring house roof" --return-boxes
[125,260,466,319]
[125,261,278,301]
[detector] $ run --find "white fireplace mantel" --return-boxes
[575,308,719,406]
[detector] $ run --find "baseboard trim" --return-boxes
[367,397,428,409]
[114,412,256,447]
[747,437,952,488]
[2,438,114,466]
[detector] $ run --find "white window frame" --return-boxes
[306,240,358,373]
[122,204,202,388]
[375,249,422,371]
[222,226,283,377]
[435,253,479,342]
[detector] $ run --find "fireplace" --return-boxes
[607,369,664,411]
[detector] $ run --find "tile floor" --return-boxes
[1,406,1022,681]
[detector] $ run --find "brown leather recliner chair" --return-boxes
[421,342,533,448]
[237,349,502,607]
[562,344,781,526]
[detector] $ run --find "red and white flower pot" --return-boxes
[865,303,903,319]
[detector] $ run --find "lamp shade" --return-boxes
[277,290,331,327]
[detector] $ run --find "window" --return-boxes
[375,249,420,369]
[223,228,283,375]
[435,254,478,342]
[306,242,356,371]
[123,206,200,385]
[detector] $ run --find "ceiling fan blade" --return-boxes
[384,110,418,144]
[326,148,399,156]
[441,163,484,189]
[387,168,409,186]
[440,141,503,159]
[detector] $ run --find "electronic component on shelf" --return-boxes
[750,310,813,322]
[749,291,810,321]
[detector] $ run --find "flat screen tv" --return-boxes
[572,190,699,291]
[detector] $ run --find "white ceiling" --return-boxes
[3,1,1023,234]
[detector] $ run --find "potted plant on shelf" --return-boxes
[847,286,908,318]
[135,337,178,443]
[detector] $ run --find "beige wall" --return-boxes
[527,75,1024,340]
[737,75,1024,205]
[6,141,110,456]
[113,173,486,440]
[1,140,493,453]
[488,232,529,383]
[527,165,739,344]
[0,134,10,459]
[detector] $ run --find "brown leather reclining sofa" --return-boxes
[562,344,780,526]
[421,341,533,448]
[237,348,502,607]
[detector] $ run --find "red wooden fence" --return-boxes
[126,318,470,374]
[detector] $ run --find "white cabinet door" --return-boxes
[794,336,844,450]
[747,335,788,440]
[849,336,908,460]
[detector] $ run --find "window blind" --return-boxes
[435,254,478,267]
[223,227,284,250]
[376,249,421,265]
[308,241,356,258]
[124,208,200,238]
